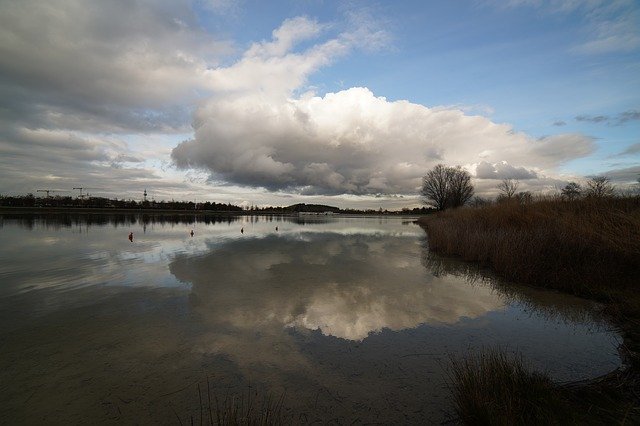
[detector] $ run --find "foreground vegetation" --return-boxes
[449,351,572,425]
[419,196,640,424]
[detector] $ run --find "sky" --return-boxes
[0,0,638,209]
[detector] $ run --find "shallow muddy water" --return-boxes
[0,214,623,424]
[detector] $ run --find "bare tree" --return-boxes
[422,164,450,211]
[585,176,615,198]
[497,179,519,199]
[561,182,582,200]
[421,164,474,210]
[447,166,475,208]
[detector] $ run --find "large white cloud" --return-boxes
[172,18,595,195]
[172,17,596,195]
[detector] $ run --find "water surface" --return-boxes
[0,214,622,423]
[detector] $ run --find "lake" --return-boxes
[0,213,623,424]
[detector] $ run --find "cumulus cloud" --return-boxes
[172,17,595,196]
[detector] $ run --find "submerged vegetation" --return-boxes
[419,195,640,424]
[177,382,288,426]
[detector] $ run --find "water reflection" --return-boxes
[173,234,504,342]
[0,214,623,424]
[421,246,611,325]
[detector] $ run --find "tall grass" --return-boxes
[449,350,571,425]
[423,196,640,424]
[418,196,640,300]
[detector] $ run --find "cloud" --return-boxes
[0,127,194,198]
[174,87,595,194]
[575,114,609,123]
[617,110,640,124]
[475,161,538,180]
[613,142,640,157]
[206,16,388,98]
[0,0,235,199]
[602,165,640,184]
[552,120,566,126]
[0,0,229,133]
[172,18,595,196]
[574,110,640,126]
[572,6,640,55]
[495,0,640,55]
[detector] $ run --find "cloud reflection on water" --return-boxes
[171,233,505,342]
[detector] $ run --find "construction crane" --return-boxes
[36,189,67,197]
[73,187,102,198]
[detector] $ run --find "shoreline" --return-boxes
[416,197,640,423]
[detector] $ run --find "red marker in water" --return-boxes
[128,232,133,242]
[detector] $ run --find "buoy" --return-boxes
[275,226,278,231]
[241,227,244,234]
[190,230,194,237]
[128,232,134,242]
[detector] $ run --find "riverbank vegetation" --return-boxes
[418,196,640,300]
[449,350,571,425]
[419,195,640,424]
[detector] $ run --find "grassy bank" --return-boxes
[418,196,640,299]
[419,196,640,423]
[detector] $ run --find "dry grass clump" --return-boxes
[449,350,571,425]
[176,381,288,426]
[418,196,640,300]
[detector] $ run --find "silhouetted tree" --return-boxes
[421,164,474,210]
[561,182,582,200]
[497,179,519,199]
[585,176,615,198]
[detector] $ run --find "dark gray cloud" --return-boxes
[611,142,640,158]
[618,110,640,124]
[552,120,566,126]
[0,0,233,199]
[603,165,640,184]
[574,110,640,126]
[0,0,228,134]
[0,127,196,198]
[575,114,609,124]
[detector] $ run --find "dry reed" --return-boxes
[449,350,571,425]
[418,196,640,301]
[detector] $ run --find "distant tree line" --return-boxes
[0,196,432,215]
[0,194,244,212]
[422,164,638,211]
